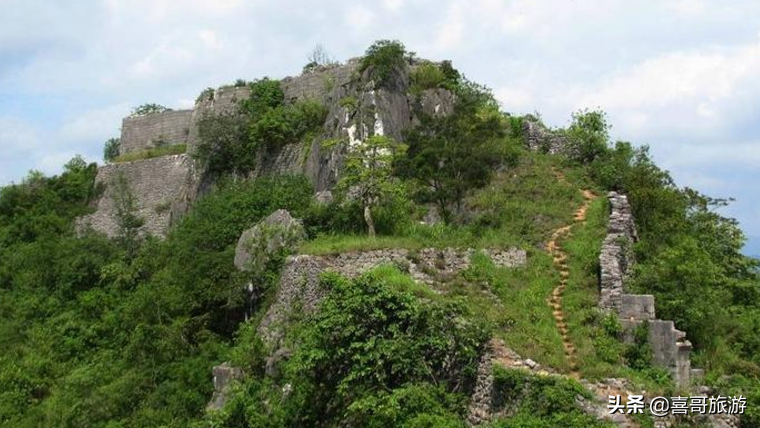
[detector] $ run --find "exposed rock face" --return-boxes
[522,118,569,155]
[258,248,527,348]
[207,362,243,412]
[598,191,692,389]
[233,209,305,272]
[88,59,456,238]
[76,154,199,238]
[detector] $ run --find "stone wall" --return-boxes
[522,118,569,155]
[120,110,193,154]
[76,154,199,238]
[598,191,693,388]
[599,192,638,312]
[259,247,527,348]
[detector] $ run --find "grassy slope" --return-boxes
[300,151,616,375]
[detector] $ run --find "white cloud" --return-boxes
[345,5,374,31]
[60,104,129,143]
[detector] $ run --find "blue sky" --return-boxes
[1,0,759,253]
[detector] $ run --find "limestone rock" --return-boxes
[234,209,305,272]
[207,362,243,412]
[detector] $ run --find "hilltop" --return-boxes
[0,40,758,428]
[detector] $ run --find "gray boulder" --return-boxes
[234,209,305,271]
[207,362,243,411]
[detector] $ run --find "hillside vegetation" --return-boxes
[1,41,758,427]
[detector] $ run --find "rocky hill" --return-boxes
[0,41,757,428]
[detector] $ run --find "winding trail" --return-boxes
[547,170,596,376]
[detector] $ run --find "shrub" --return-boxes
[130,103,171,117]
[410,61,460,93]
[103,137,121,162]
[359,39,408,88]
[110,144,186,163]
[196,87,215,104]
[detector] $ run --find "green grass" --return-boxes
[112,143,186,163]
[562,195,676,394]
[299,152,598,372]
[303,152,588,255]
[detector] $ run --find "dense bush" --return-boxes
[212,266,489,427]
[410,61,460,93]
[398,80,519,222]
[359,39,408,88]
[103,137,120,162]
[0,172,315,427]
[130,103,170,116]
[197,78,326,177]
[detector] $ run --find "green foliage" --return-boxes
[196,87,215,104]
[359,39,408,88]
[196,112,253,176]
[0,173,315,427]
[623,322,653,370]
[249,99,326,150]
[240,78,284,118]
[0,156,99,245]
[336,135,409,236]
[103,137,120,162]
[488,368,613,428]
[130,103,171,116]
[286,267,489,425]
[410,61,459,93]
[109,172,145,257]
[110,143,186,163]
[565,109,610,164]
[398,84,517,222]
[197,78,326,177]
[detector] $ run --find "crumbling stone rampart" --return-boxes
[120,110,193,154]
[258,247,527,348]
[76,154,199,238]
[598,191,692,388]
[522,118,569,155]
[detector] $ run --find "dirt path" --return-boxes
[547,170,596,377]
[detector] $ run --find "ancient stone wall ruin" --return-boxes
[258,247,527,348]
[85,59,456,237]
[76,154,199,238]
[120,110,193,154]
[522,118,569,155]
[599,191,693,388]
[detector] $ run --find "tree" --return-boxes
[103,137,120,162]
[336,135,407,237]
[565,109,610,164]
[110,172,144,257]
[359,40,408,88]
[398,84,513,222]
[303,44,336,72]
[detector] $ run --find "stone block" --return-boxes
[619,294,655,320]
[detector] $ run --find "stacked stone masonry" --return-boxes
[120,110,193,154]
[599,191,693,388]
[258,247,527,348]
[84,58,456,237]
[522,118,569,155]
[76,154,199,238]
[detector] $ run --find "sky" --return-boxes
[1,0,759,253]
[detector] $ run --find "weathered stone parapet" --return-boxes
[599,192,638,313]
[259,248,527,348]
[120,110,193,154]
[522,118,569,155]
[598,191,693,389]
[76,154,199,238]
